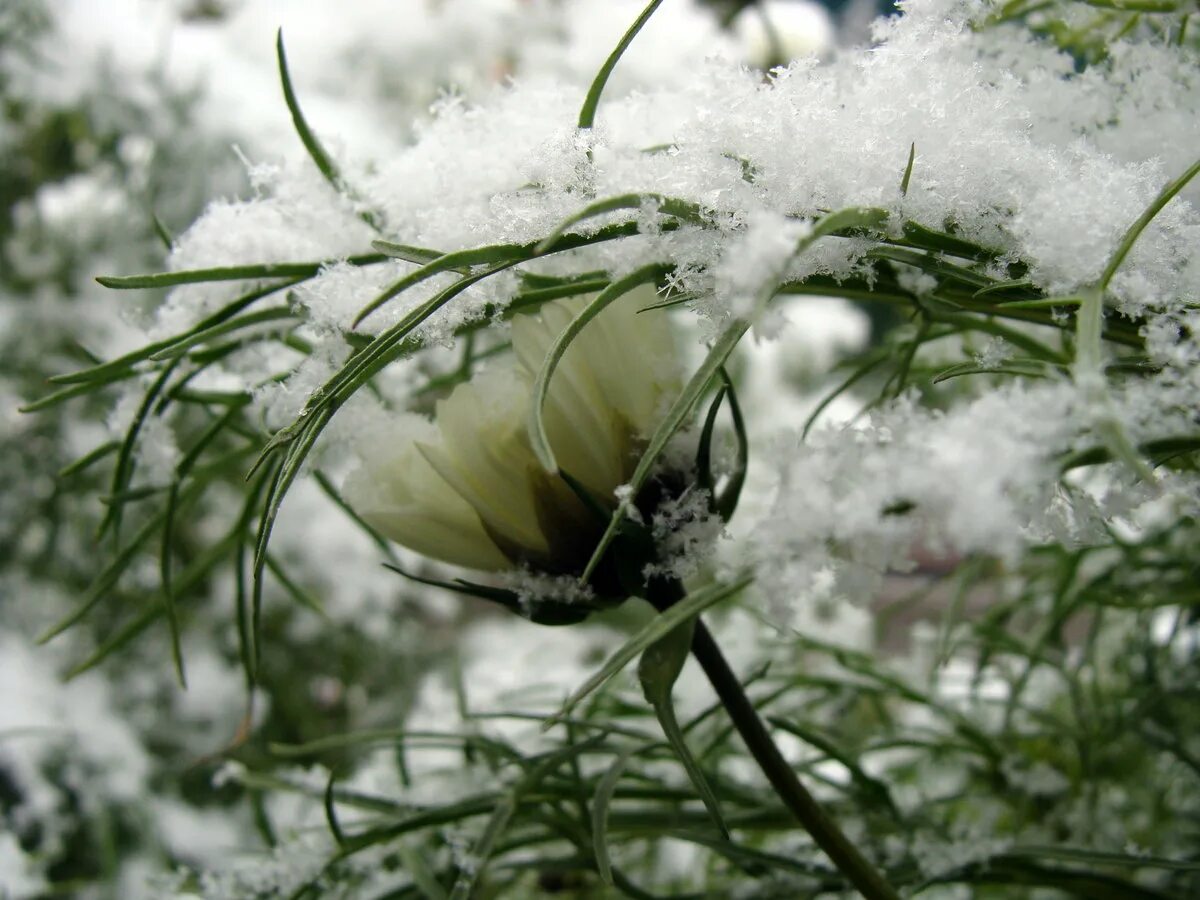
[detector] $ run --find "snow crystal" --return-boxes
[501,568,596,614]
[973,336,1014,369]
[747,383,1085,610]
[644,486,726,581]
[713,210,812,335]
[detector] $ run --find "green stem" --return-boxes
[646,581,901,900]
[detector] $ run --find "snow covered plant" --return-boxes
[20,0,1200,895]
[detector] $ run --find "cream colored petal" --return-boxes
[361,505,511,571]
[424,377,553,556]
[582,283,683,438]
[521,286,684,490]
[512,308,625,495]
[344,429,509,571]
[553,289,661,436]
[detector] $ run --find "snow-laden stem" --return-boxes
[646,579,901,900]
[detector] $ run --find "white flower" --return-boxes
[345,284,682,572]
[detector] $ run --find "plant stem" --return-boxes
[646,580,901,900]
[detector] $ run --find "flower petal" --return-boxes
[423,374,554,557]
[344,417,510,571]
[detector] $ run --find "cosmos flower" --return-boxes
[345,284,682,574]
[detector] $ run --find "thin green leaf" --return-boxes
[100,358,182,540]
[636,291,698,313]
[449,736,608,900]
[369,241,462,270]
[547,575,752,726]
[250,408,329,678]
[64,605,161,681]
[1004,845,1200,872]
[381,561,518,609]
[926,309,1069,365]
[277,29,380,232]
[559,470,614,527]
[20,371,139,412]
[504,279,612,314]
[766,717,899,817]
[160,405,239,687]
[148,307,297,361]
[234,466,273,687]
[991,295,1079,310]
[581,318,750,582]
[653,828,838,879]
[932,359,1056,384]
[313,470,400,563]
[957,856,1178,900]
[159,510,194,684]
[578,0,666,129]
[277,31,337,193]
[64,526,240,680]
[519,268,610,289]
[36,480,206,648]
[592,748,635,886]
[535,194,704,256]
[639,618,730,838]
[1078,0,1181,14]
[58,441,119,479]
[96,253,385,290]
[867,245,995,290]
[973,279,1037,299]
[355,242,526,326]
[323,766,347,848]
[714,368,747,522]
[397,841,449,900]
[899,221,1000,260]
[360,223,651,328]
[777,278,916,307]
[52,280,299,385]
[802,352,887,439]
[99,485,162,506]
[151,213,174,250]
[1075,285,1155,482]
[900,142,916,196]
[265,552,327,617]
[807,206,890,247]
[1059,435,1200,472]
[529,264,667,473]
[1102,156,1200,289]
[695,379,727,500]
